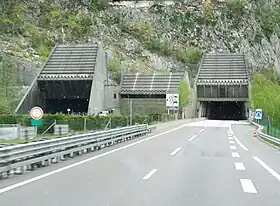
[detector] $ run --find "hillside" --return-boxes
[0,0,280,113]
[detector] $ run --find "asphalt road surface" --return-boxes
[0,120,280,206]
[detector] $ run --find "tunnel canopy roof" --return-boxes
[120,72,185,95]
[38,43,99,81]
[196,53,249,85]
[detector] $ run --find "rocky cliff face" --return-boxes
[0,0,280,112]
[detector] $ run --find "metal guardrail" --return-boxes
[0,124,149,177]
[250,121,280,148]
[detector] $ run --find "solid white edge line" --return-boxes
[230,145,237,150]
[240,179,258,193]
[253,156,280,181]
[169,147,182,156]
[232,152,240,158]
[188,135,197,142]
[0,124,187,194]
[143,169,158,180]
[233,135,249,151]
[234,162,246,170]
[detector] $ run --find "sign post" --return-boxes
[30,107,44,137]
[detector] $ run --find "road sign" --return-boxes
[166,93,179,108]
[255,109,262,120]
[30,106,44,120]
[30,119,43,126]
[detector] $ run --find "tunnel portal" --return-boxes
[205,101,246,120]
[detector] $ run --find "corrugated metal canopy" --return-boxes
[197,53,249,84]
[38,44,98,80]
[120,72,185,95]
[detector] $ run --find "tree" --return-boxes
[177,80,190,109]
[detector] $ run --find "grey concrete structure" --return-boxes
[195,53,250,119]
[120,72,188,115]
[15,43,108,115]
[196,53,249,102]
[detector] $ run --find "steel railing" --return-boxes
[0,124,149,176]
[250,121,280,148]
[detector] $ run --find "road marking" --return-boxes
[240,179,257,193]
[233,135,248,151]
[232,152,240,158]
[0,124,187,194]
[143,169,158,180]
[253,156,280,181]
[169,147,182,156]
[199,129,204,133]
[229,140,235,144]
[230,145,237,150]
[188,135,197,142]
[234,162,246,170]
[228,137,233,140]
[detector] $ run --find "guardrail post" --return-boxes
[24,129,28,143]
[59,126,62,136]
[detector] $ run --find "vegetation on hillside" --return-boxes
[1,0,280,116]
[250,68,280,125]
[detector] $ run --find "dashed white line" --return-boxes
[169,147,182,156]
[230,145,237,150]
[253,156,280,181]
[0,124,186,194]
[240,179,258,193]
[232,152,240,158]
[233,135,248,151]
[199,129,204,133]
[143,169,158,180]
[228,137,233,140]
[229,140,235,144]
[188,135,197,142]
[234,162,246,170]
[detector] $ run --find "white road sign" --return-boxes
[30,106,44,120]
[255,108,262,120]
[166,93,179,108]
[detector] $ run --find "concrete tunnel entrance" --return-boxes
[201,101,247,120]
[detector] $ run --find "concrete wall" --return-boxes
[120,98,166,115]
[104,85,121,114]
[88,43,107,115]
[14,81,45,114]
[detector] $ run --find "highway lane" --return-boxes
[0,120,280,206]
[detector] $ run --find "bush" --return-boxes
[250,72,280,125]
[0,112,173,134]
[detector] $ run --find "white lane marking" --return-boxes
[234,162,246,170]
[232,152,240,158]
[233,135,248,151]
[230,145,237,150]
[228,133,233,137]
[199,129,204,133]
[229,140,235,144]
[188,135,197,142]
[0,124,187,194]
[169,147,182,156]
[143,169,158,180]
[240,179,258,193]
[228,137,233,140]
[253,156,280,181]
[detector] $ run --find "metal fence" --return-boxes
[252,112,280,138]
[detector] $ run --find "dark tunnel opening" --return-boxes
[38,80,92,114]
[206,101,247,120]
